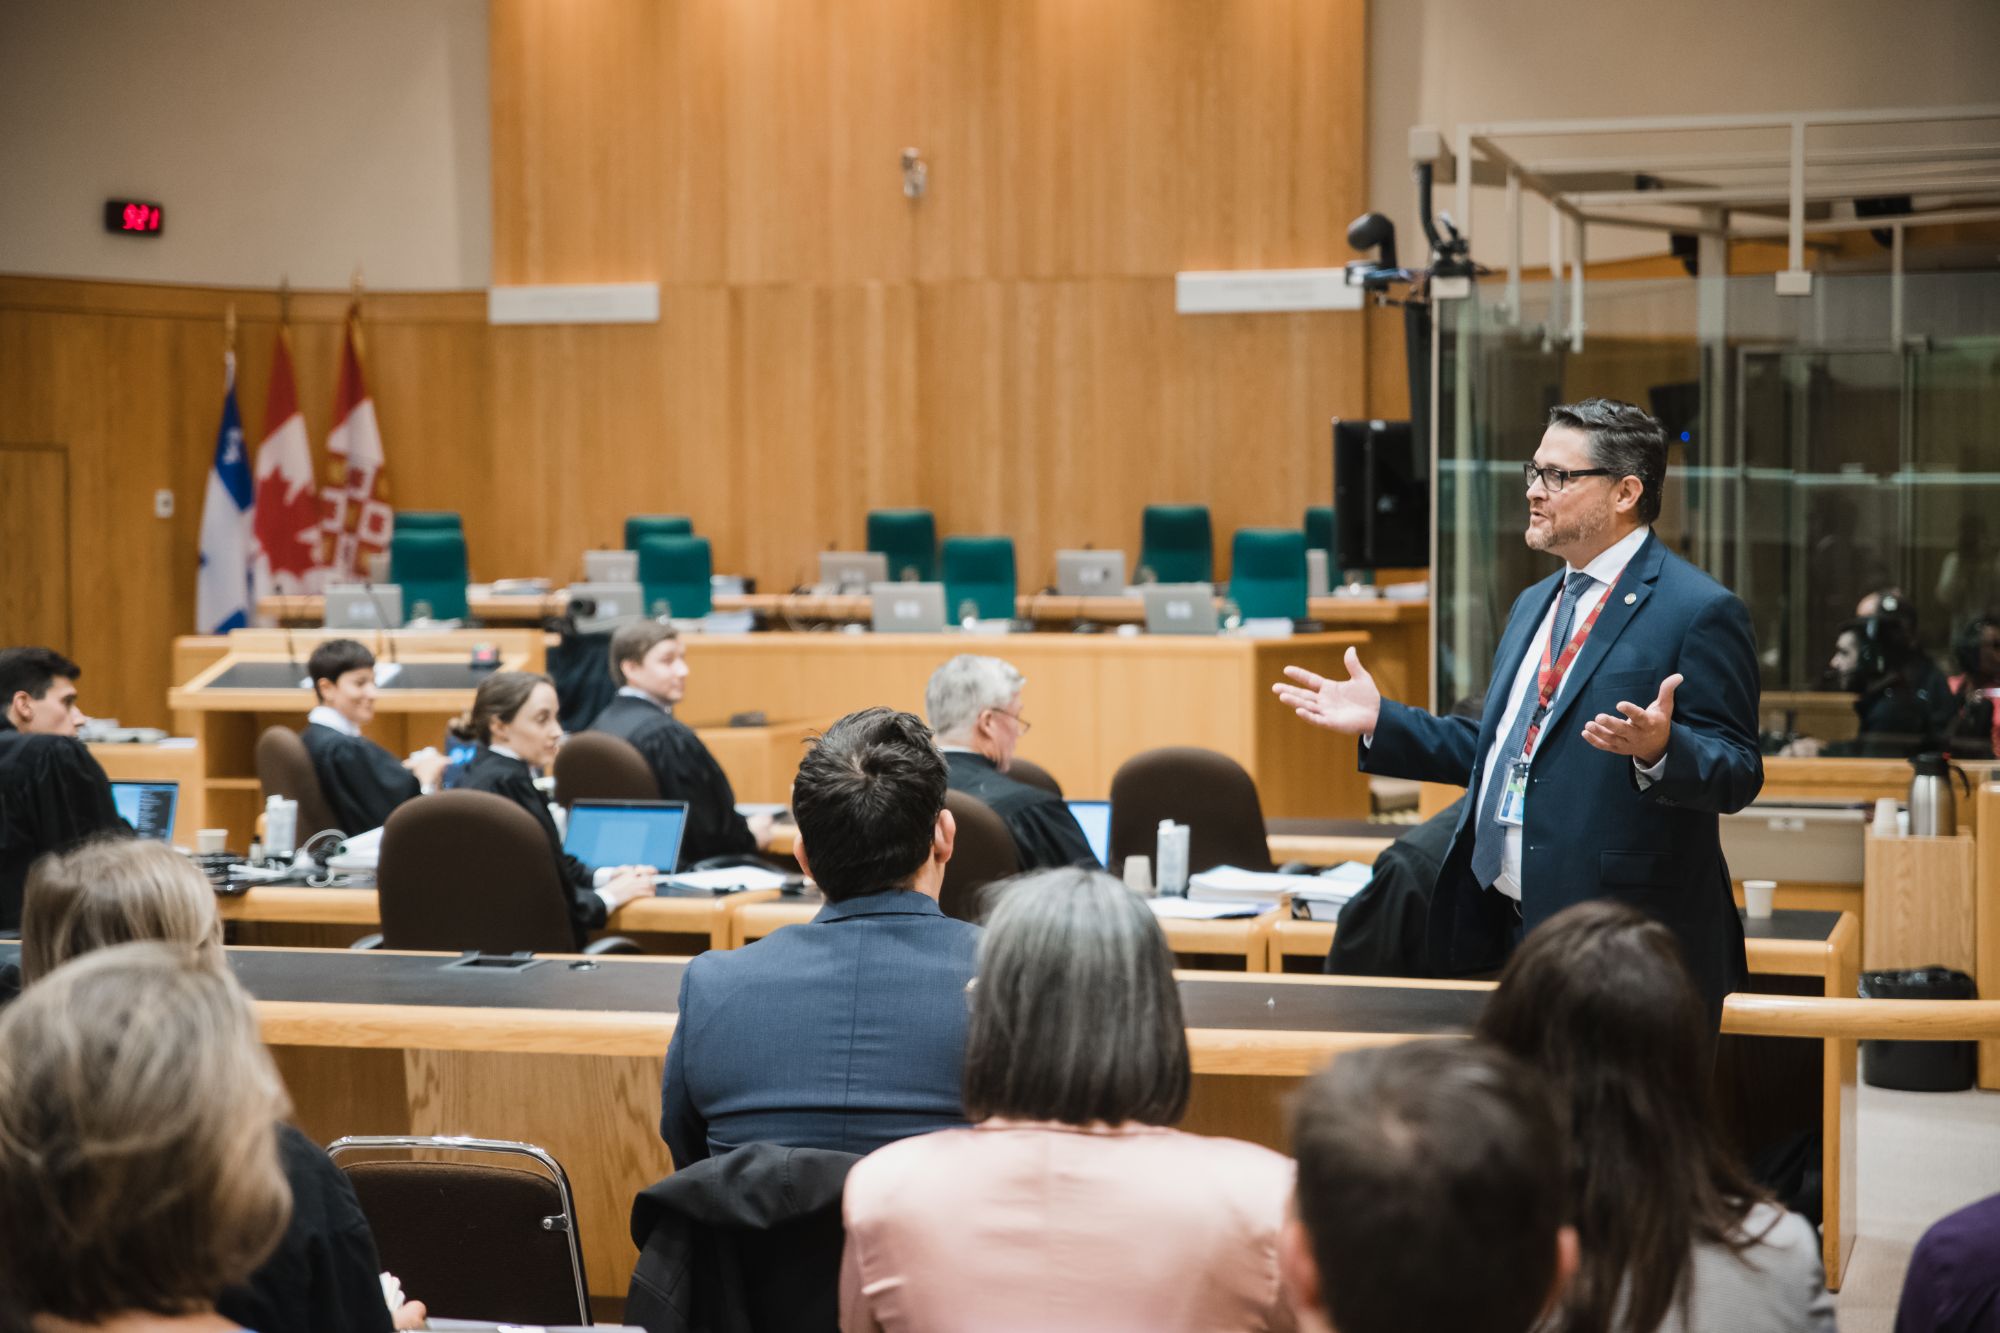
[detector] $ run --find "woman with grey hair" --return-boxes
[839,868,1296,1332]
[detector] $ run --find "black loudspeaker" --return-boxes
[1333,418,1428,571]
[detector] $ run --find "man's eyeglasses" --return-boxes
[984,707,1032,735]
[1523,463,1614,493]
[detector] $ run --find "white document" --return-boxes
[661,867,792,893]
[1187,865,1309,901]
[1148,897,1273,920]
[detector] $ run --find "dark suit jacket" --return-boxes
[944,751,1098,870]
[590,695,757,869]
[660,889,980,1167]
[1361,531,1762,1016]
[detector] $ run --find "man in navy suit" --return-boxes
[1275,399,1761,1021]
[660,706,980,1166]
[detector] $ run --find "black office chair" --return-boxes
[329,1136,589,1325]
[1005,755,1063,798]
[255,726,344,839]
[939,790,1020,923]
[1108,746,1275,873]
[373,789,639,954]
[552,731,660,807]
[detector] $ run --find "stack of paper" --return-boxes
[1187,866,1311,902]
[1290,861,1375,921]
[1147,897,1272,921]
[660,866,792,894]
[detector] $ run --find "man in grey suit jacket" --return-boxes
[660,707,980,1166]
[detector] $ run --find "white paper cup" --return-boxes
[1873,797,1900,835]
[1122,855,1152,895]
[1742,879,1777,919]
[196,828,228,855]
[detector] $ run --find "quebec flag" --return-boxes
[196,352,254,632]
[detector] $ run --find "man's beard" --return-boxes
[1526,502,1609,555]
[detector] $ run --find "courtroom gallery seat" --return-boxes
[254,725,343,840]
[939,789,1020,923]
[374,789,638,954]
[1108,746,1275,874]
[330,1135,590,1326]
[552,731,660,807]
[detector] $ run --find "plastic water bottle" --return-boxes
[1156,819,1190,897]
[264,795,298,858]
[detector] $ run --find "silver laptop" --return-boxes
[821,550,889,593]
[323,584,404,630]
[569,582,646,633]
[1142,584,1218,635]
[584,549,638,583]
[1306,548,1331,599]
[1056,549,1127,597]
[870,582,947,633]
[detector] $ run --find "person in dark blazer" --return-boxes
[444,671,656,948]
[1276,399,1762,1021]
[299,638,447,835]
[924,653,1097,870]
[588,620,774,868]
[0,646,126,931]
[660,707,981,1166]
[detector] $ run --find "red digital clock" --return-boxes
[103,199,164,235]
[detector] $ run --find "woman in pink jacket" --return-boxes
[839,867,1297,1333]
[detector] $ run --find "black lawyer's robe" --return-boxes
[299,722,421,835]
[944,750,1099,871]
[446,745,607,948]
[0,721,127,930]
[590,694,757,869]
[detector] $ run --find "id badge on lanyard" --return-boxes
[1495,565,1626,828]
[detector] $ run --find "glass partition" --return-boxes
[1433,270,2000,761]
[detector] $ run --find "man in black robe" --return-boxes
[299,639,448,835]
[0,647,127,929]
[1322,798,1462,977]
[589,621,773,870]
[924,654,1096,870]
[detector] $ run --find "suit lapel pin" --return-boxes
[1623,592,1636,605]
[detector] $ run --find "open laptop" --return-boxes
[1065,798,1111,869]
[324,583,405,630]
[1142,584,1218,635]
[820,550,889,594]
[870,581,947,633]
[563,799,689,876]
[583,548,639,583]
[568,581,646,633]
[110,780,179,842]
[1055,549,1126,597]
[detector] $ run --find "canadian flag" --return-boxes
[251,329,324,598]
[319,304,393,581]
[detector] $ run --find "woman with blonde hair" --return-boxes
[13,837,424,1333]
[0,940,291,1329]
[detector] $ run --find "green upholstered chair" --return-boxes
[393,510,463,534]
[1304,506,1336,559]
[388,529,470,622]
[1229,528,1309,620]
[638,534,712,619]
[942,536,1017,622]
[1139,505,1213,584]
[624,514,695,551]
[866,508,938,583]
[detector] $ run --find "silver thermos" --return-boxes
[1907,752,1971,836]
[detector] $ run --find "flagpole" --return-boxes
[348,264,366,356]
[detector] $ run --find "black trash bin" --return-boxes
[1859,966,1977,1092]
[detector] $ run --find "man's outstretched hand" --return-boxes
[1272,647,1384,737]
[1582,672,1681,768]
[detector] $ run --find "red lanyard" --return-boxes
[1520,564,1628,756]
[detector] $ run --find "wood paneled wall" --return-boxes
[1,0,1375,727]
[487,0,1374,588]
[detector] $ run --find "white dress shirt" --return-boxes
[1476,524,1663,901]
[306,704,360,738]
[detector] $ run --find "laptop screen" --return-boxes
[563,799,689,872]
[1066,799,1111,870]
[111,781,179,842]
